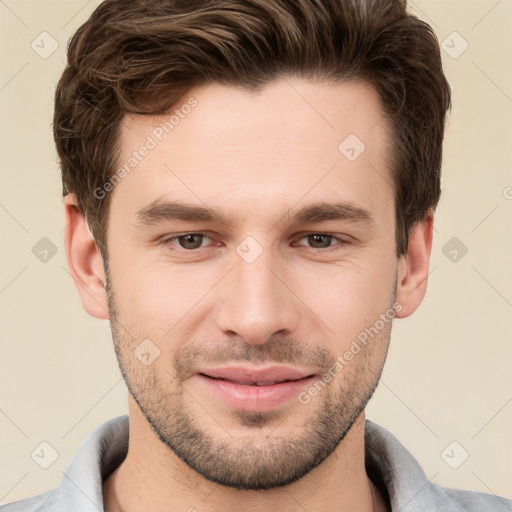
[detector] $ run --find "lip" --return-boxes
[195,365,316,412]
[198,365,314,385]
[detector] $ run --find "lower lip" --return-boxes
[196,374,315,412]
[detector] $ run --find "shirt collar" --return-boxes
[55,415,441,511]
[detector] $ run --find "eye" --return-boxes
[163,232,212,251]
[293,233,349,251]
[161,232,350,254]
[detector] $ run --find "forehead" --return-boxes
[112,77,393,224]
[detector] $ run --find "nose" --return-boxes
[215,246,302,346]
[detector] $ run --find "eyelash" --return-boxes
[161,232,350,254]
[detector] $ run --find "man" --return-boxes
[2,0,511,511]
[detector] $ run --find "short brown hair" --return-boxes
[54,0,451,257]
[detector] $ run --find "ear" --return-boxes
[63,194,109,319]
[394,210,434,318]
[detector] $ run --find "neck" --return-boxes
[103,400,388,512]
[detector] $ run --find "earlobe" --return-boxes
[394,210,434,319]
[63,194,110,319]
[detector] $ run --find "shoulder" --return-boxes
[0,488,61,512]
[429,483,512,511]
[1,415,129,512]
[364,419,512,511]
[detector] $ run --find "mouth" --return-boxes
[195,365,317,412]
[197,364,316,384]
[198,373,313,386]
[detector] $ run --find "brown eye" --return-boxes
[305,234,334,249]
[163,233,212,252]
[176,233,206,250]
[293,233,350,252]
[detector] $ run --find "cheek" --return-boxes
[109,256,216,334]
[108,227,396,346]
[293,256,395,341]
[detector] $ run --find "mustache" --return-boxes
[174,336,335,379]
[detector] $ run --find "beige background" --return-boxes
[1,0,511,505]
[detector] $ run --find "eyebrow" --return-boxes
[135,199,374,227]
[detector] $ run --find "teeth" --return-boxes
[228,380,282,386]
[206,375,302,386]
[247,379,299,386]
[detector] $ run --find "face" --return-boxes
[104,77,400,490]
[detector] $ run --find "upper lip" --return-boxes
[198,365,315,385]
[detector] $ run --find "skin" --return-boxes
[64,77,433,512]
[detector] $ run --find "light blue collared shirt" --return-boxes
[2,415,511,511]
